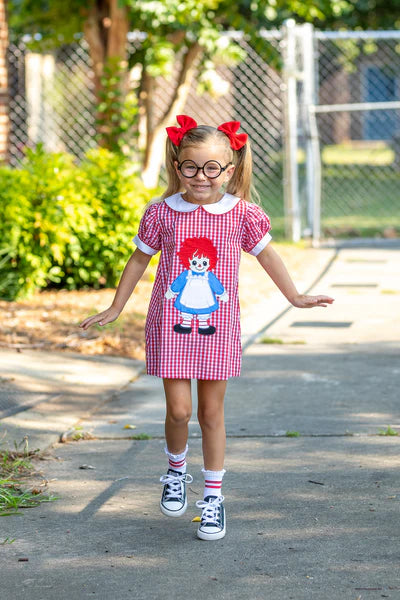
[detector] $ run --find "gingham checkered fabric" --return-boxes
[134,194,271,380]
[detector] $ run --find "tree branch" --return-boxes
[160,41,203,128]
[141,41,203,185]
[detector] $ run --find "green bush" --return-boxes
[0,146,158,300]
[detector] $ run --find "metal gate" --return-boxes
[283,21,400,243]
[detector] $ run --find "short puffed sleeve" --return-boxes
[133,203,162,255]
[241,203,272,256]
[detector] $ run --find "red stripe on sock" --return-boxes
[205,480,221,485]
[169,459,185,468]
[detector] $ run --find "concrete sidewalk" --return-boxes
[1,241,400,600]
[0,349,144,450]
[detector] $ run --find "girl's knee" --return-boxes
[198,406,224,431]
[166,405,192,426]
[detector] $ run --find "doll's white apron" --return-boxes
[179,271,215,310]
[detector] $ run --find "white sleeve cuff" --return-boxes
[133,235,159,256]
[248,232,272,256]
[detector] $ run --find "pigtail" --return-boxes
[226,140,259,204]
[161,137,183,200]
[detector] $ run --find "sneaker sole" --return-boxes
[197,524,226,541]
[160,499,187,518]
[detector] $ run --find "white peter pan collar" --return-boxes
[164,192,240,214]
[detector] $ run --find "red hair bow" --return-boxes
[166,115,198,146]
[217,121,248,150]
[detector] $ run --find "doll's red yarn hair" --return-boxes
[178,237,218,270]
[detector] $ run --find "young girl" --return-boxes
[80,115,334,541]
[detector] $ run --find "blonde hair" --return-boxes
[162,125,258,203]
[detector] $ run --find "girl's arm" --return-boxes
[79,248,152,330]
[256,244,334,308]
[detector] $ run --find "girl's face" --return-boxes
[175,143,235,205]
[189,253,210,273]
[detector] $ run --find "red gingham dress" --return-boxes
[133,193,271,380]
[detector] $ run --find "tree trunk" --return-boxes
[141,42,202,188]
[83,2,107,99]
[83,0,128,95]
[83,5,202,183]
[0,0,9,163]
[108,0,128,60]
[83,0,129,148]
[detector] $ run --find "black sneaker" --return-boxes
[196,495,226,540]
[159,469,193,517]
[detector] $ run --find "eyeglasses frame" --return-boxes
[177,159,232,179]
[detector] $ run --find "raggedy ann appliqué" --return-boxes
[164,237,228,335]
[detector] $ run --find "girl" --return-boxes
[80,115,334,542]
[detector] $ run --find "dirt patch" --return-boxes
[0,244,326,360]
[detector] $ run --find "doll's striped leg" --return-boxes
[174,312,193,333]
[198,313,215,335]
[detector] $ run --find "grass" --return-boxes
[1,449,35,477]
[0,479,57,516]
[260,337,306,345]
[261,337,284,344]
[0,438,58,516]
[130,433,152,440]
[286,431,301,438]
[321,165,400,236]
[1,537,16,545]
[378,426,399,436]
[322,142,394,166]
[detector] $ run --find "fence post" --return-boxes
[282,19,301,242]
[0,0,9,163]
[301,22,322,245]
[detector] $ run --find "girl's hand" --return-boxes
[291,294,334,309]
[79,306,121,330]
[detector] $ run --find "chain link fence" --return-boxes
[314,30,400,238]
[155,32,284,224]
[8,40,97,164]
[7,33,286,231]
[6,26,400,240]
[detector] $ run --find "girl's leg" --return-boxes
[196,379,227,540]
[197,379,227,470]
[163,378,192,454]
[160,378,193,518]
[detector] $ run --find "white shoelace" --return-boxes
[196,495,225,525]
[160,473,193,499]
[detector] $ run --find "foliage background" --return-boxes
[0,147,158,300]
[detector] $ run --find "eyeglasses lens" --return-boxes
[180,160,222,178]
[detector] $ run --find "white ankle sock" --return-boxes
[165,445,188,474]
[202,468,226,498]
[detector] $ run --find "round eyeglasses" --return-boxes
[178,160,231,179]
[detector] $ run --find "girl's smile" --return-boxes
[175,143,235,205]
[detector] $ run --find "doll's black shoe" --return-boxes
[198,326,216,335]
[174,324,192,334]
